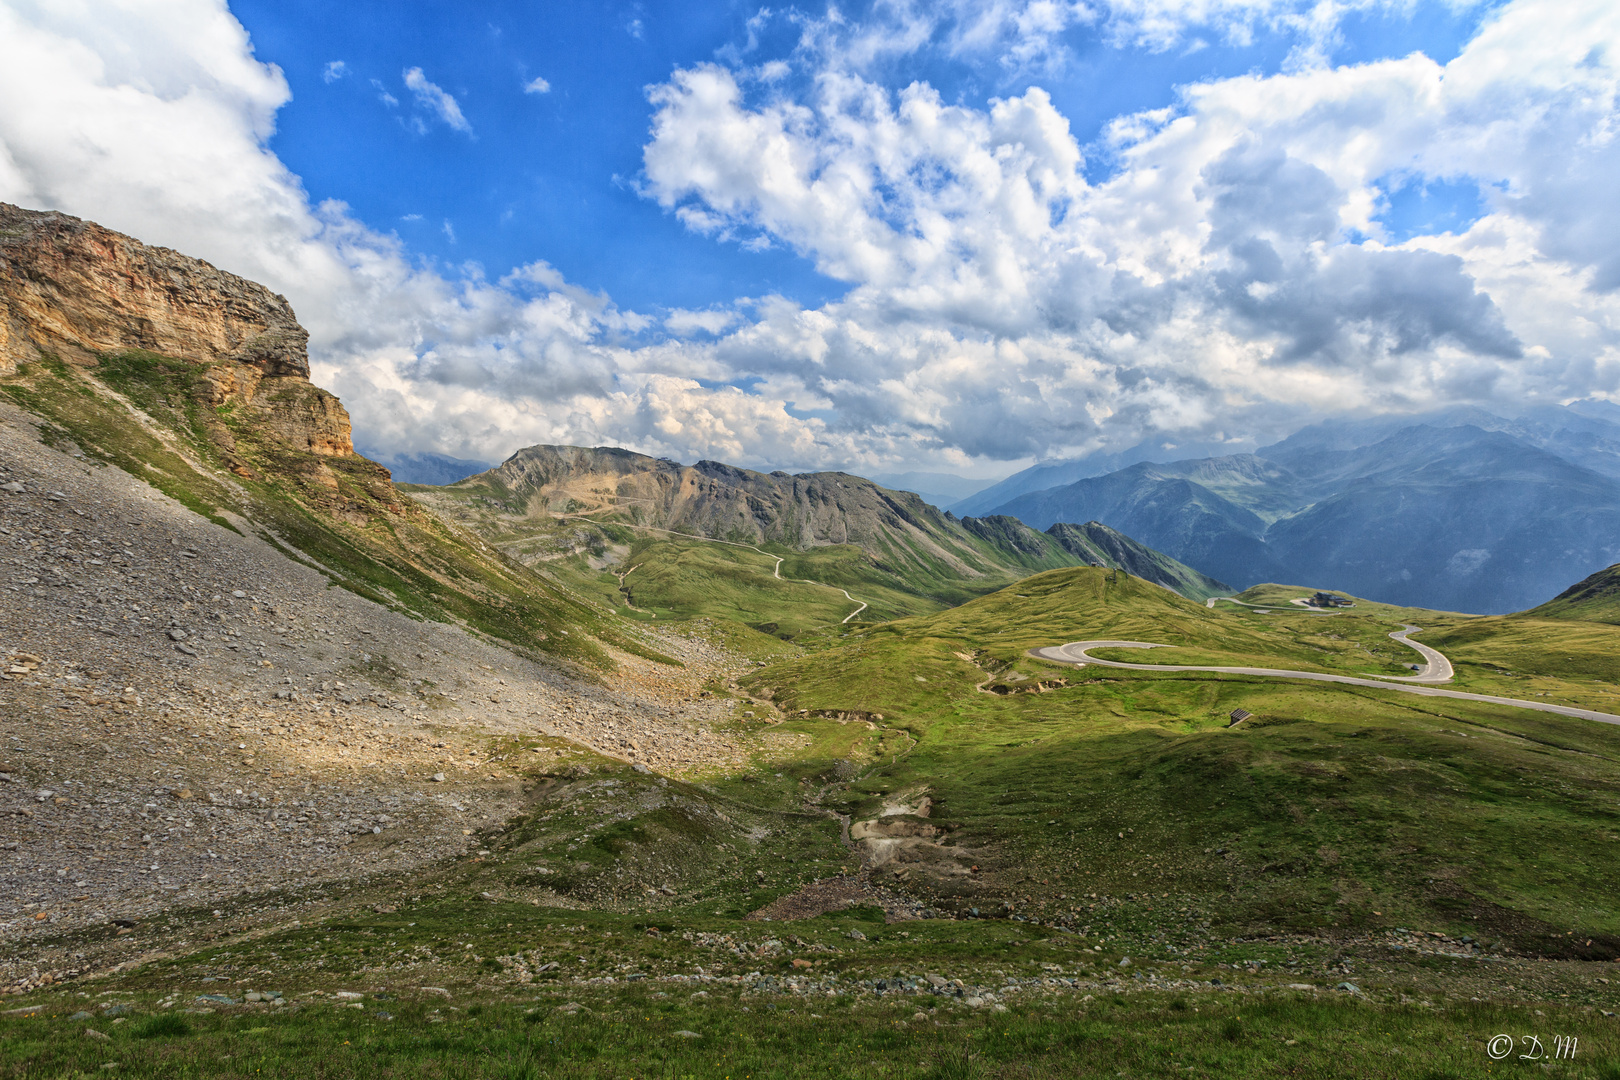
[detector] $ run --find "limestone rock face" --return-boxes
[0,202,353,458]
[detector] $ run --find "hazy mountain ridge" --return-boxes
[948,436,1250,516]
[362,450,492,486]
[986,414,1620,613]
[870,470,995,508]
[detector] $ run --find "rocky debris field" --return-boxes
[0,402,768,991]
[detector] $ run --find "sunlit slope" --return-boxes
[751,567,1448,716]
[1042,519,1231,601]
[551,533,898,634]
[740,565,1620,951]
[1225,581,1620,712]
[410,474,1086,633]
[1228,582,1472,618]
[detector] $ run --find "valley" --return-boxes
[3,205,1620,1078]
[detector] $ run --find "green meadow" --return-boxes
[9,560,1620,1077]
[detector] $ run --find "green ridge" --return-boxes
[1524,561,1620,624]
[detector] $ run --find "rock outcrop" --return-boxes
[0,202,352,459]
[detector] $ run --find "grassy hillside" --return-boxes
[429,446,1085,593]
[409,469,1238,641]
[544,531,905,635]
[9,740,1614,1077]
[0,354,664,670]
[408,481,1092,640]
[1230,582,1620,714]
[6,540,1620,1076]
[737,567,1620,950]
[1524,561,1620,624]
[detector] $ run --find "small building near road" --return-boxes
[1308,591,1354,608]
[1228,709,1253,727]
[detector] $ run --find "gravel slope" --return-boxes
[0,400,763,992]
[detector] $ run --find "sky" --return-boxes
[1,0,1618,480]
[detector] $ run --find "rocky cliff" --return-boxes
[0,204,641,668]
[0,203,352,462]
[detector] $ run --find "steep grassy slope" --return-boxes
[739,567,1620,950]
[0,354,658,669]
[553,531,891,635]
[1524,562,1620,624]
[1046,520,1230,600]
[0,203,664,670]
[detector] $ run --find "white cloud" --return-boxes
[0,0,1616,478]
[371,78,399,108]
[633,0,1620,459]
[523,75,551,94]
[403,66,471,133]
[666,308,739,335]
[323,60,347,83]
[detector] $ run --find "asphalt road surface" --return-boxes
[1030,638,1620,726]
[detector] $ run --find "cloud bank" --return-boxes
[0,0,1616,476]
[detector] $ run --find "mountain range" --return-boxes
[409,444,1233,615]
[359,450,492,486]
[974,411,1620,613]
[8,198,1609,619]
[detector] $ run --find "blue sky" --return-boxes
[232,0,842,312]
[2,0,1615,475]
[231,0,1502,315]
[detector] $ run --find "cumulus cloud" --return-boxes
[403,66,471,133]
[0,0,1616,477]
[323,60,347,83]
[523,75,551,94]
[636,0,1620,459]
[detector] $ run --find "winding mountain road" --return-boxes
[763,550,868,623]
[554,513,870,624]
[1206,595,1341,615]
[1030,632,1620,726]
